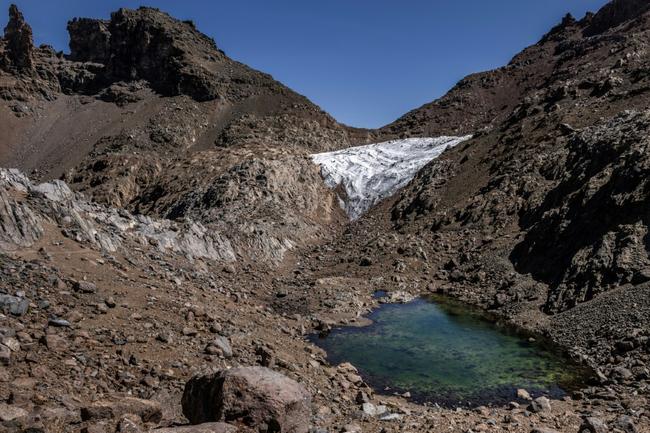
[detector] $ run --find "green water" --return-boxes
[313,296,589,406]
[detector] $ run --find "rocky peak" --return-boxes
[540,13,579,43]
[583,0,650,36]
[2,4,33,72]
[67,6,225,101]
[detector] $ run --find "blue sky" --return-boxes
[1,0,609,128]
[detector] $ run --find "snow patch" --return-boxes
[311,136,472,220]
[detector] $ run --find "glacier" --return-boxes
[311,136,472,220]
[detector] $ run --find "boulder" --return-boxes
[528,396,551,413]
[579,417,608,433]
[182,367,311,433]
[0,294,28,316]
[152,423,237,433]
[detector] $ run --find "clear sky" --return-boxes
[1,0,610,128]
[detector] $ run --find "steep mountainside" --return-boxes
[346,0,650,314]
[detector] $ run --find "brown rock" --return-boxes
[42,334,68,352]
[81,396,162,424]
[182,367,311,433]
[0,403,28,423]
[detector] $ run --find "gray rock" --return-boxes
[73,281,97,294]
[579,417,608,433]
[48,318,71,327]
[32,180,74,202]
[528,396,551,413]
[0,294,29,317]
[209,336,233,358]
[613,415,637,433]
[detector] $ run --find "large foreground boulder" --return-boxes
[153,422,238,433]
[182,367,311,433]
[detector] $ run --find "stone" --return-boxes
[361,403,386,417]
[531,428,560,433]
[0,403,27,422]
[579,417,608,433]
[117,414,143,433]
[48,318,71,327]
[74,281,98,294]
[152,423,238,433]
[209,336,233,358]
[516,388,532,401]
[0,344,11,365]
[81,396,162,424]
[355,391,370,404]
[528,396,551,413]
[342,423,361,433]
[0,294,29,316]
[42,334,68,351]
[182,367,311,433]
[1,337,19,352]
[613,415,637,433]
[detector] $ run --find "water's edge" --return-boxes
[309,294,595,408]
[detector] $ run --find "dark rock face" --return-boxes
[182,367,311,433]
[67,18,111,64]
[511,112,650,313]
[67,7,224,101]
[2,4,33,72]
[584,0,650,36]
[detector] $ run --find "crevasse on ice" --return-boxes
[311,136,472,220]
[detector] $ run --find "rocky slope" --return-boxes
[0,5,359,265]
[363,0,650,315]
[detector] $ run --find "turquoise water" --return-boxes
[312,296,589,406]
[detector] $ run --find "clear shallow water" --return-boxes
[312,296,590,407]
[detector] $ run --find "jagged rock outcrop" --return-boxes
[1,4,33,72]
[0,168,237,261]
[67,18,111,64]
[583,0,650,36]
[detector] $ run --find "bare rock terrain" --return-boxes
[0,1,650,433]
